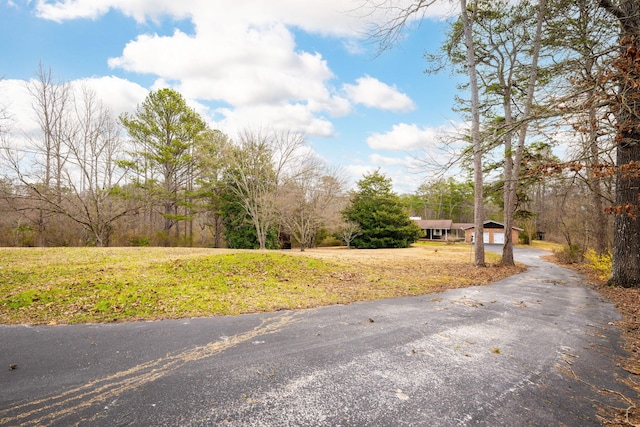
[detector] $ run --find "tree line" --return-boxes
[0,67,421,250]
[0,61,621,258]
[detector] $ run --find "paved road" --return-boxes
[0,248,636,426]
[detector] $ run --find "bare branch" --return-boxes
[361,0,442,54]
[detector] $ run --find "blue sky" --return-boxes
[1,0,465,193]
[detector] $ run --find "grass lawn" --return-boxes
[0,243,525,325]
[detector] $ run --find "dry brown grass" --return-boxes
[286,245,525,296]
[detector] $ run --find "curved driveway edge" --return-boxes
[0,248,636,426]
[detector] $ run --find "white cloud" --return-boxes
[109,25,341,108]
[342,39,366,55]
[367,122,453,151]
[0,79,34,134]
[343,164,374,188]
[101,12,356,138]
[34,0,447,32]
[369,153,412,166]
[343,75,415,112]
[33,1,442,103]
[34,0,110,21]
[76,76,148,117]
[31,1,361,138]
[215,104,335,138]
[29,0,452,144]
[34,0,193,23]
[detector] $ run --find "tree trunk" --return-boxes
[214,213,222,248]
[579,9,610,255]
[461,0,485,266]
[501,98,516,265]
[611,140,640,286]
[588,101,609,255]
[501,0,546,266]
[37,209,46,247]
[599,0,640,287]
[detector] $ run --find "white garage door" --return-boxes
[483,231,505,244]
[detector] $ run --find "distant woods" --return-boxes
[0,75,356,249]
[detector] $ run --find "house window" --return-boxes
[433,229,442,237]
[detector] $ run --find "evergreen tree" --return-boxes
[120,88,206,245]
[342,170,421,249]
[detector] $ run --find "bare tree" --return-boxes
[25,65,71,246]
[1,76,137,246]
[0,66,72,246]
[551,0,617,255]
[58,87,137,246]
[278,161,346,251]
[223,129,308,250]
[338,221,363,248]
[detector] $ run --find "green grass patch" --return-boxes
[0,246,524,325]
[0,248,347,324]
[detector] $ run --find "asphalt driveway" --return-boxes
[0,247,636,426]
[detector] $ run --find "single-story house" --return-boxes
[462,221,523,244]
[413,219,473,241]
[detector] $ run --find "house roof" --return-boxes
[452,222,474,230]
[411,219,523,232]
[462,220,524,231]
[414,219,453,229]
